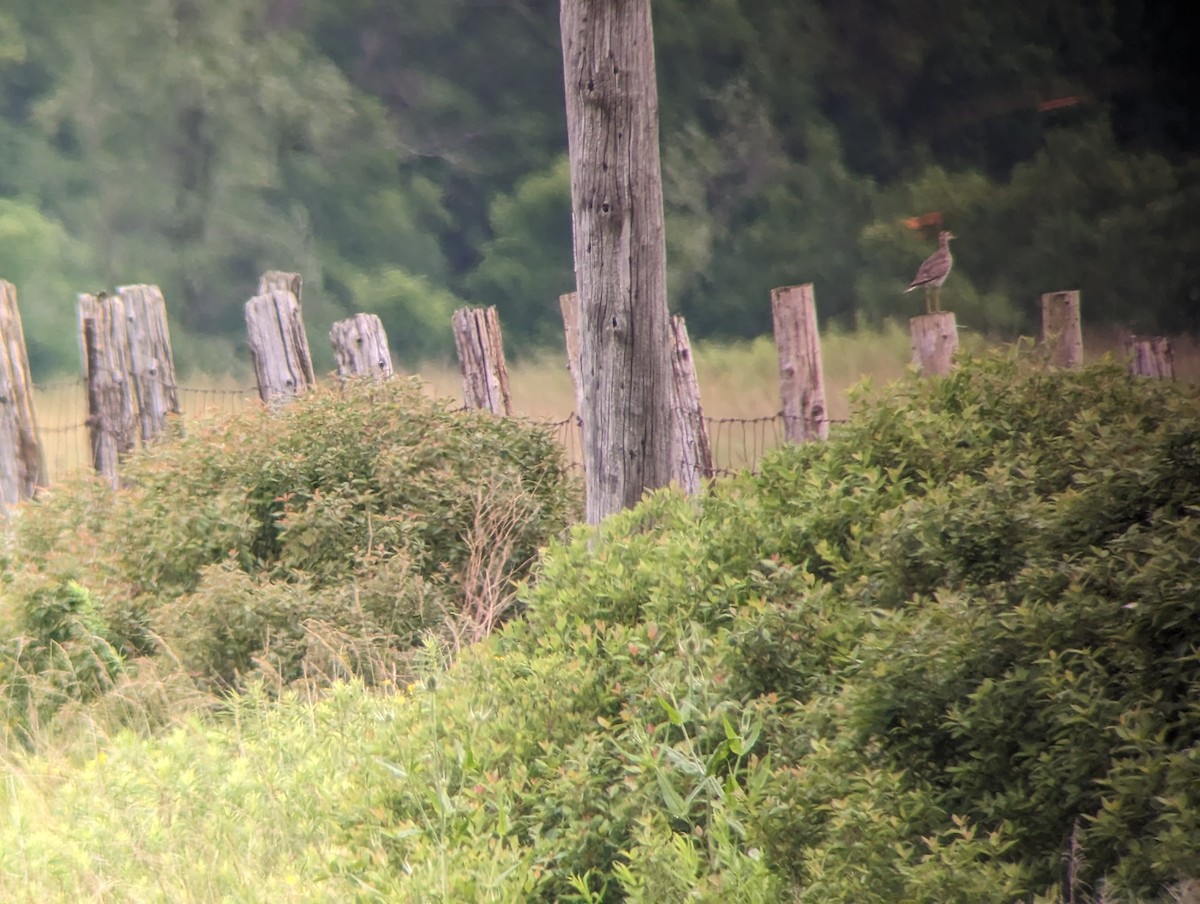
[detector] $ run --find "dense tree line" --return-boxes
[0,0,1196,375]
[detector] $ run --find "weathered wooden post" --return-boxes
[118,284,180,443]
[78,292,137,486]
[258,270,303,300]
[1123,335,1174,380]
[0,280,45,511]
[452,306,512,415]
[559,291,585,419]
[669,315,712,493]
[330,313,393,379]
[1040,290,1083,369]
[563,292,710,493]
[559,290,589,477]
[561,0,674,523]
[772,284,829,441]
[910,311,958,376]
[245,284,316,404]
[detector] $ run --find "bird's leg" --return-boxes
[933,287,940,313]
[924,287,932,314]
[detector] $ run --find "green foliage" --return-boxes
[322,358,1194,900]
[737,358,1200,899]
[0,198,94,372]
[6,376,578,702]
[466,156,574,347]
[0,577,124,747]
[2,0,1196,377]
[335,264,459,360]
[0,682,397,901]
[2,357,1198,901]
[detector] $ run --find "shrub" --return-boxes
[348,354,1200,900]
[4,377,579,702]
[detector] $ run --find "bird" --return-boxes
[905,230,955,313]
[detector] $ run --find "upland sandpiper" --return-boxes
[905,230,955,313]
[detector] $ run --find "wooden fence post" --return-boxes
[669,315,713,492]
[910,311,958,376]
[559,290,589,476]
[330,313,393,379]
[245,287,316,404]
[118,284,180,442]
[0,280,45,511]
[259,270,303,301]
[78,292,137,486]
[452,306,512,415]
[559,292,585,420]
[771,284,829,441]
[1123,335,1174,380]
[1040,290,1083,368]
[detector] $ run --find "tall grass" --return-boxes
[0,679,395,902]
[341,323,1200,421]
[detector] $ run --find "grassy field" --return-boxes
[30,323,1199,483]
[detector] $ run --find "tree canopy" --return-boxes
[0,0,1195,376]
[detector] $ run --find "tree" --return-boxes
[560,0,673,523]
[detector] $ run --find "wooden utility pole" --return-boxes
[561,0,673,523]
[668,316,712,493]
[78,292,137,486]
[0,281,45,510]
[910,312,959,376]
[452,306,512,415]
[771,284,829,441]
[245,285,315,404]
[1123,335,1174,380]
[118,284,180,442]
[331,314,393,379]
[563,292,709,493]
[1040,290,1083,368]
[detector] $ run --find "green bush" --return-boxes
[5,377,578,701]
[346,355,1199,900]
[730,359,1200,899]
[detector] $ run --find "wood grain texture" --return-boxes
[561,0,673,522]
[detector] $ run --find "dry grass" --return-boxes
[410,323,922,421]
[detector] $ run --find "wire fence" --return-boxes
[543,412,850,478]
[35,381,262,484]
[32,378,838,487]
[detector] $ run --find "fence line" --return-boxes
[29,373,803,486]
[532,410,850,479]
[3,274,1181,503]
[34,382,265,484]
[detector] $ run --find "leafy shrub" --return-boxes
[349,355,1200,901]
[4,377,578,699]
[731,358,1200,899]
